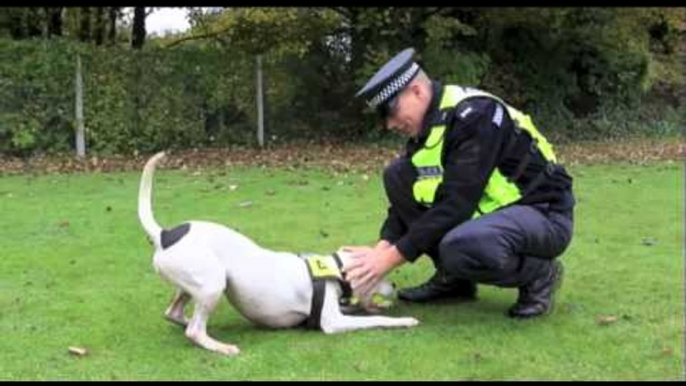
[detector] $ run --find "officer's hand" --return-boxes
[342,240,392,257]
[343,246,406,297]
[341,245,374,257]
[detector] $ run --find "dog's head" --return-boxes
[335,249,396,314]
[356,278,395,313]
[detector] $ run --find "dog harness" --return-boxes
[301,252,352,330]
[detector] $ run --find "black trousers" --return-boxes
[383,158,574,288]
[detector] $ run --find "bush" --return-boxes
[0,7,683,156]
[0,38,258,156]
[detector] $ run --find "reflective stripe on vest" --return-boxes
[411,85,557,218]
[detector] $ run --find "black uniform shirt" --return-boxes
[381,82,574,262]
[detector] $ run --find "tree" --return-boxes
[107,7,121,45]
[45,7,63,37]
[93,7,105,45]
[131,6,146,49]
[78,7,91,42]
[1,8,43,39]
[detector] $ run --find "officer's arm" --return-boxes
[379,206,406,245]
[393,98,507,262]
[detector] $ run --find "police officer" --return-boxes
[343,48,575,318]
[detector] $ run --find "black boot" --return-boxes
[507,260,564,319]
[398,270,477,303]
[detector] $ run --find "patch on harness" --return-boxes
[305,255,341,279]
[161,223,191,249]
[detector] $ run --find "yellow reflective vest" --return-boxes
[411,85,557,218]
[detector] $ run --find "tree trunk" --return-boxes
[93,7,104,45]
[45,7,63,37]
[131,6,146,50]
[79,7,91,42]
[107,7,119,45]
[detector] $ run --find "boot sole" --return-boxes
[397,291,478,304]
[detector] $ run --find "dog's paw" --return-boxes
[217,343,241,356]
[401,317,420,327]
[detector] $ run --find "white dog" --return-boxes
[137,152,419,355]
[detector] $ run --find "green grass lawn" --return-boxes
[0,161,682,380]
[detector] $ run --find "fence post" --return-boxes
[75,54,86,157]
[256,54,264,148]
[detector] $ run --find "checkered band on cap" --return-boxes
[367,62,419,108]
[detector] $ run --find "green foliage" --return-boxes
[0,38,76,155]
[187,8,340,57]
[474,7,684,141]
[422,15,490,87]
[0,38,261,156]
[0,8,683,155]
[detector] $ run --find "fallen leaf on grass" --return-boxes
[641,238,657,246]
[68,347,88,356]
[595,315,618,325]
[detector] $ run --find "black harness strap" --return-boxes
[502,122,562,196]
[302,252,352,330]
[305,279,326,330]
[332,252,353,300]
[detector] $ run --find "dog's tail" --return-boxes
[138,151,166,249]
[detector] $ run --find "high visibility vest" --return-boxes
[411,85,557,218]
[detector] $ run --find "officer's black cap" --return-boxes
[355,48,420,119]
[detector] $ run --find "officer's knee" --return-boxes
[437,232,473,273]
[439,225,511,274]
[438,227,475,259]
